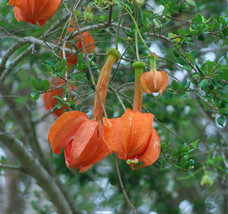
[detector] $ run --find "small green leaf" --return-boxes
[186,0,196,7]
[77,52,85,66]
[171,80,179,90]
[31,92,40,101]
[186,52,194,63]
[74,9,81,16]
[194,13,204,24]
[42,80,50,92]
[217,116,226,127]
[191,139,200,147]
[32,77,43,91]
[199,79,209,90]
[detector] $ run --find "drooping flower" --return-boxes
[48,111,110,172]
[140,70,169,97]
[103,108,160,169]
[8,0,62,27]
[48,49,120,172]
[43,78,79,117]
[62,27,95,66]
[140,54,169,98]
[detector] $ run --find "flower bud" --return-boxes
[200,173,214,186]
[140,70,169,98]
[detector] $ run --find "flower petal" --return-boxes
[120,109,154,159]
[48,111,88,154]
[65,123,109,172]
[103,117,126,158]
[135,128,160,169]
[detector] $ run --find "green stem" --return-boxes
[132,61,146,112]
[134,5,140,61]
[122,5,151,54]
[115,12,124,50]
[148,54,156,71]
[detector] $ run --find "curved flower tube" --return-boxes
[8,0,62,26]
[103,108,160,170]
[48,111,110,172]
[43,78,79,117]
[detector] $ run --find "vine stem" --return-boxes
[115,153,137,214]
[123,5,151,54]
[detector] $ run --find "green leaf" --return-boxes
[32,77,43,91]
[191,139,199,147]
[194,13,204,24]
[77,52,85,66]
[31,92,40,101]
[74,9,81,17]
[42,80,50,92]
[199,79,209,90]
[171,80,179,90]
[186,52,194,63]
[186,0,196,7]
[217,116,226,127]
[45,60,56,69]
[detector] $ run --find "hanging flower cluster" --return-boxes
[8,1,170,172]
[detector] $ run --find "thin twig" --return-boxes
[115,153,137,214]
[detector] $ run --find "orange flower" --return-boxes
[48,111,110,172]
[140,70,169,97]
[8,0,61,27]
[103,108,160,169]
[43,78,78,117]
[63,27,95,66]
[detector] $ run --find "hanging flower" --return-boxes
[140,70,169,98]
[63,27,95,66]
[8,0,61,27]
[48,111,110,172]
[43,78,79,117]
[48,49,120,172]
[140,54,169,98]
[103,108,160,169]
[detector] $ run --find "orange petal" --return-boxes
[36,0,61,24]
[103,117,125,158]
[48,111,89,154]
[70,120,98,158]
[140,71,155,94]
[134,128,160,169]
[65,122,110,172]
[120,109,154,159]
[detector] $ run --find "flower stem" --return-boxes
[115,153,137,214]
[134,4,140,61]
[132,61,146,112]
[148,54,157,89]
[92,49,120,121]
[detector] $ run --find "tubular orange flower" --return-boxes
[140,54,169,98]
[43,78,79,117]
[48,49,120,172]
[103,108,160,169]
[63,27,95,66]
[8,0,61,27]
